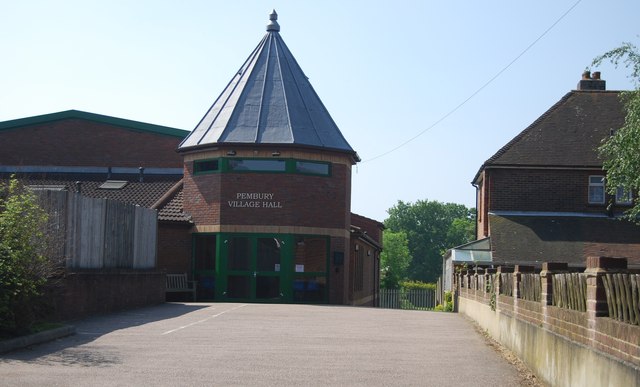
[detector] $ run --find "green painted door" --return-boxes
[221,235,286,302]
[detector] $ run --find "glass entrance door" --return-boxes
[225,236,283,301]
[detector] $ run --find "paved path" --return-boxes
[1,303,523,386]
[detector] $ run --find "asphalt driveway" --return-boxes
[1,303,523,386]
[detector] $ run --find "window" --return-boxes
[615,186,633,205]
[588,176,605,204]
[295,161,330,176]
[227,159,286,172]
[194,159,219,174]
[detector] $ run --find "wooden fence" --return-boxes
[603,273,640,325]
[457,261,639,326]
[379,289,436,310]
[519,273,541,302]
[36,190,157,269]
[552,273,587,312]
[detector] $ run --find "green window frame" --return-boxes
[294,160,331,176]
[216,157,331,176]
[226,158,287,173]
[194,158,220,175]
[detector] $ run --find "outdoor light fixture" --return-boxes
[227,150,236,156]
[272,151,281,156]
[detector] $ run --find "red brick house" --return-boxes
[0,11,382,307]
[471,71,640,268]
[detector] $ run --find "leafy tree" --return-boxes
[380,231,410,289]
[384,200,475,283]
[0,177,56,334]
[590,42,640,221]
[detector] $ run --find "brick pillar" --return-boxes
[540,262,567,305]
[513,265,534,299]
[540,262,568,328]
[585,256,627,335]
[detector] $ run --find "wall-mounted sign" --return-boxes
[228,192,283,209]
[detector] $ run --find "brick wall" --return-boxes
[157,222,193,275]
[46,271,165,321]
[183,160,351,230]
[487,168,609,214]
[0,119,184,168]
[457,259,640,386]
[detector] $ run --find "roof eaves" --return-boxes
[0,110,189,138]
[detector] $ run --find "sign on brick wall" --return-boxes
[228,192,283,209]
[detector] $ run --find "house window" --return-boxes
[588,176,605,204]
[615,186,633,205]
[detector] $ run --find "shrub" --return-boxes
[400,280,436,291]
[0,178,53,335]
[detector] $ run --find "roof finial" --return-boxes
[267,9,280,32]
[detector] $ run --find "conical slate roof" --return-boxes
[179,10,357,158]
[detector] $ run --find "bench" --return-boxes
[166,273,197,301]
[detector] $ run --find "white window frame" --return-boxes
[615,186,633,205]
[588,175,605,204]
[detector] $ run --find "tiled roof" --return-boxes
[489,213,640,267]
[1,173,182,209]
[475,91,624,182]
[151,180,192,223]
[179,11,357,159]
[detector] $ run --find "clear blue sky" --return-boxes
[1,0,639,222]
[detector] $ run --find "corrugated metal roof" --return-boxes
[179,10,356,156]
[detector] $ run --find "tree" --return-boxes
[384,200,475,283]
[0,177,59,334]
[380,231,410,289]
[590,42,640,221]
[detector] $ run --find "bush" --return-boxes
[400,280,436,291]
[434,291,454,312]
[0,178,52,335]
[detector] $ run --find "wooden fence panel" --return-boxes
[34,191,157,270]
[552,273,586,312]
[78,195,106,269]
[519,273,541,302]
[603,274,640,325]
[134,206,157,269]
[500,273,513,296]
[104,200,134,268]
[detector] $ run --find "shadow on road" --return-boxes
[0,302,208,365]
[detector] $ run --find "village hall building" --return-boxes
[0,11,382,307]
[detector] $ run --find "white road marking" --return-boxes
[161,304,248,335]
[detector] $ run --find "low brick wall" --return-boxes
[456,258,640,386]
[46,270,165,321]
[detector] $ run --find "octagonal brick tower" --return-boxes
[178,11,359,304]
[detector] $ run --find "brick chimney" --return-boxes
[577,70,606,91]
